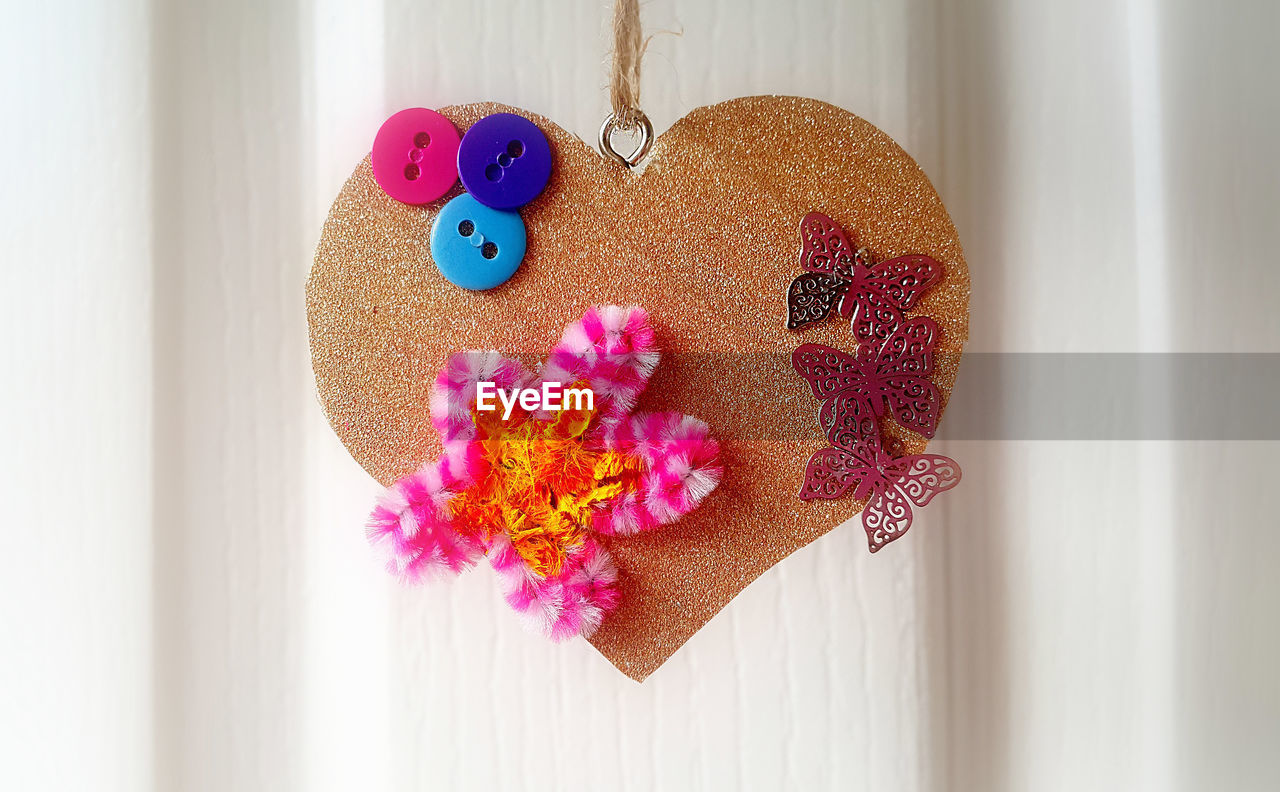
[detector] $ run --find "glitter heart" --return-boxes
[308,97,970,680]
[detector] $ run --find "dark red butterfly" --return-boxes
[798,434,961,552]
[790,317,944,443]
[785,212,944,349]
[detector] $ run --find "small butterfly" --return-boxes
[785,212,944,349]
[799,433,961,552]
[791,317,945,443]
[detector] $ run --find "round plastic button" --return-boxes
[371,108,460,205]
[457,113,552,210]
[430,194,527,290]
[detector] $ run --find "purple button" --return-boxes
[457,113,552,210]
[371,108,460,205]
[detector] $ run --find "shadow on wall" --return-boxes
[912,0,1012,790]
[1164,2,1280,790]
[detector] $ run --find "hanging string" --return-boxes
[609,0,646,129]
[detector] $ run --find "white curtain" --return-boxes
[3,0,1277,789]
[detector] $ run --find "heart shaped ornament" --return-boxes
[308,97,969,680]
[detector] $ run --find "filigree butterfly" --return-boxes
[798,433,961,552]
[785,212,944,349]
[790,317,945,443]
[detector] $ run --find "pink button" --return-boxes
[371,108,460,205]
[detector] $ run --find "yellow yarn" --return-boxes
[450,395,643,577]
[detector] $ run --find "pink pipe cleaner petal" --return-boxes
[541,305,658,427]
[486,535,620,640]
[486,535,563,636]
[591,490,656,537]
[592,411,722,531]
[633,412,723,526]
[430,351,531,453]
[366,459,482,583]
[541,538,620,641]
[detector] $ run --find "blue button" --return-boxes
[430,194,526,290]
[457,113,552,210]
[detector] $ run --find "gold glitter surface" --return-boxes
[307,97,970,681]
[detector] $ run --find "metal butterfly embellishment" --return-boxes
[785,211,944,350]
[790,317,946,443]
[791,323,961,552]
[798,432,961,552]
[785,209,961,553]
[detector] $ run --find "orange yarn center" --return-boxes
[449,396,643,577]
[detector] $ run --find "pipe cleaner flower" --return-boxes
[367,306,722,640]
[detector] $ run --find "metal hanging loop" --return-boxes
[598,110,653,169]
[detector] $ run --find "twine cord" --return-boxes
[609,0,647,128]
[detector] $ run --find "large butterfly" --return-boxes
[785,212,944,349]
[791,317,945,443]
[798,434,961,552]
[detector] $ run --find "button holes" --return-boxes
[408,148,423,163]
[457,219,475,237]
[481,241,498,259]
[413,132,430,148]
[403,163,421,181]
[484,163,503,181]
[497,153,512,168]
[507,140,524,158]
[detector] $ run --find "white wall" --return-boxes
[1,0,153,788]
[1,0,1277,790]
